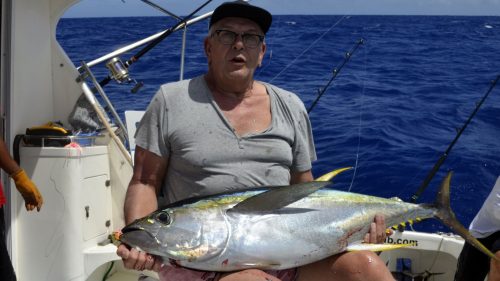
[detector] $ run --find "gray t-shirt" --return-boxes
[135,75,316,204]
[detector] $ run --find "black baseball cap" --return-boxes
[209,1,272,34]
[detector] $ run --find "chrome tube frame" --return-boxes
[79,61,129,144]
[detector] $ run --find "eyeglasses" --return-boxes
[212,29,264,49]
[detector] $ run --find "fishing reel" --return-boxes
[106,57,143,93]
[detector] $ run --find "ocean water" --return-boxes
[57,15,500,233]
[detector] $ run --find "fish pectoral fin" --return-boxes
[229,167,353,213]
[346,242,412,252]
[229,181,331,213]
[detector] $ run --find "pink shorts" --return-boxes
[159,265,298,281]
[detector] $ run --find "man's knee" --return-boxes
[328,251,394,281]
[331,251,383,269]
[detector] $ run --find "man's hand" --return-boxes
[12,169,43,211]
[116,243,163,272]
[364,214,393,244]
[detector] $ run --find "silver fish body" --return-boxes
[121,187,435,271]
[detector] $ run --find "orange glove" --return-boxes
[11,169,43,211]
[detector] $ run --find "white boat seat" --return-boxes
[124,110,145,163]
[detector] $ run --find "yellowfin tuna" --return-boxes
[118,169,497,271]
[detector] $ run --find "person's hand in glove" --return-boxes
[11,169,43,211]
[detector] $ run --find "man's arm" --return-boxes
[117,146,168,271]
[124,146,167,223]
[0,138,43,211]
[0,139,21,175]
[290,170,314,184]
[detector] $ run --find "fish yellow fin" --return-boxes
[315,167,353,182]
[346,243,413,252]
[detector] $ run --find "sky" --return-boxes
[63,0,500,18]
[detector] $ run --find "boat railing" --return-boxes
[78,11,212,70]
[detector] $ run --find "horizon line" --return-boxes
[62,13,500,19]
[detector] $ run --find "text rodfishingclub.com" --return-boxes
[385,237,419,247]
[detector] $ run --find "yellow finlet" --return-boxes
[346,243,414,252]
[315,167,353,182]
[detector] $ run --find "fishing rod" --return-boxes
[127,0,212,66]
[410,74,500,203]
[96,0,213,90]
[141,0,182,20]
[307,38,364,113]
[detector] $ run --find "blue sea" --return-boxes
[57,15,500,233]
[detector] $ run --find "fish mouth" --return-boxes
[121,224,145,234]
[120,226,162,251]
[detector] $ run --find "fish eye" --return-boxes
[156,212,171,225]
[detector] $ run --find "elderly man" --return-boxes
[117,2,395,281]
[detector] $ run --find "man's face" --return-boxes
[205,17,266,82]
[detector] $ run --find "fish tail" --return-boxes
[430,171,499,261]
